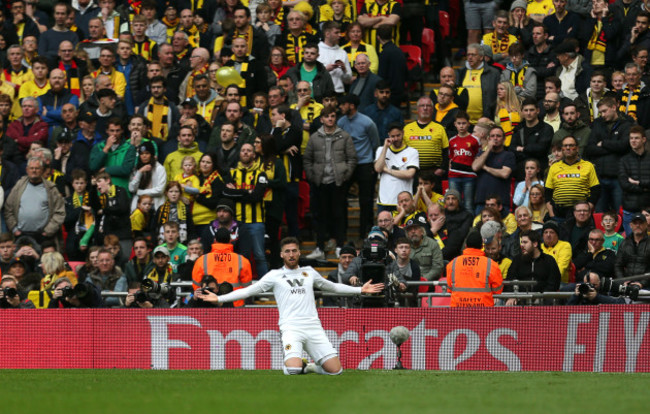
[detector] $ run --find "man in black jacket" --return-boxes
[508,98,554,180]
[285,44,335,103]
[573,229,616,279]
[585,97,634,213]
[619,125,650,235]
[615,213,650,287]
[506,230,561,305]
[377,24,408,108]
[433,190,473,261]
[526,24,557,100]
[560,201,596,258]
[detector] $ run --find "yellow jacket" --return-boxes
[91,68,126,98]
[541,240,572,283]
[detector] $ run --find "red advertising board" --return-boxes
[1,306,649,372]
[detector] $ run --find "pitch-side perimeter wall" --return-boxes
[1,306,648,372]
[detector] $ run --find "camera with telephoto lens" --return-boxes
[578,283,596,296]
[141,278,170,296]
[600,277,640,301]
[61,283,90,299]
[3,287,18,298]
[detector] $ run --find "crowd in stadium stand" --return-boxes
[0,0,649,309]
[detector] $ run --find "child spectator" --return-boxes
[447,111,480,212]
[414,171,445,212]
[255,3,281,46]
[174,156,200,204]
[130,194,155,242]
[501,43,537,100]
[64,169,95,261]
[157,221,187,272]
[602,212,624,252]
[154,181,193,245]
[90,172,132,257]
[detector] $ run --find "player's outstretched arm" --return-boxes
[194,289,219,303]
[361,280,385,294]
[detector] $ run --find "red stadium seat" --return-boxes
[399,45,424,96]
[421,277,451,307]
[422,28,435,72]
[438,11,450,39]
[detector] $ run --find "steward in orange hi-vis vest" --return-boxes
[446,233,503,307]
[192,241,252,307]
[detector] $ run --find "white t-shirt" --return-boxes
[375,145,419,206]
[218,266,361,330]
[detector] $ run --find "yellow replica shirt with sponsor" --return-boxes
[545,158,600,208]
[403,121,448,170]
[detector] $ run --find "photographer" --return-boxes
[186,275,232,308]
[567,272,627,305]
[125,281,171,308]
[385,237,421,307]
[47,277,104,308]
[0,275,35,308]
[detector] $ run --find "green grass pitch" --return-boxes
[1,370,649,413]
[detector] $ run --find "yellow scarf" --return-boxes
[498,108,521,147]
[587,21,606,53]
[234,26,254,56]
[147,97,170,140]
[146,264,173,284]
[186,64,208,99]
[199,171,221,196]
[490,32,511,54]
[621,86,640,120]
[509,64,528,87]
[99,185,117,209]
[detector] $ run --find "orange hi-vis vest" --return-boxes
[446,248,503,307]
[192,242,252,307]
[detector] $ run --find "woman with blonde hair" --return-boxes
[40,252,78,291]
[527,183,549,223]
[495,81,521,147]
[80,75,95,104]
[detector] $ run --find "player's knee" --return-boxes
[282,366,303,375]
[324,367,343,376]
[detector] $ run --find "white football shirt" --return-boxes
[217,266,362,330]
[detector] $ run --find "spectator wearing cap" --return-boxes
[506,229,561,304]
[541,220,573,283]
[406,216,443,281]
[445,231,503,307]
[440,188,473,261]
[141,245,176,286]
[89,118,137,193]
[51,125,75,179]
[85,247,127,308]
[200,198,239,254]
[192,226,252,308]
[179,97,213,149]
[615,212,650,287]
[78,74,128,128]
[456,43,501,123]
[67,110,101,178]
[554,39,592,100]
[374,122,418,213]
[137,75,180,142]
[338,93,380,238]
[128,140,167,212]
[324,245,359,306]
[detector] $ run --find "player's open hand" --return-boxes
[195,288,219,303]
[361,280,384,294]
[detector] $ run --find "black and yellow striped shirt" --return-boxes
[545,159,600,207]
[229,164,268,224]
[360,0,402,50]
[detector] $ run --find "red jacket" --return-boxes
[6,117,49,154]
